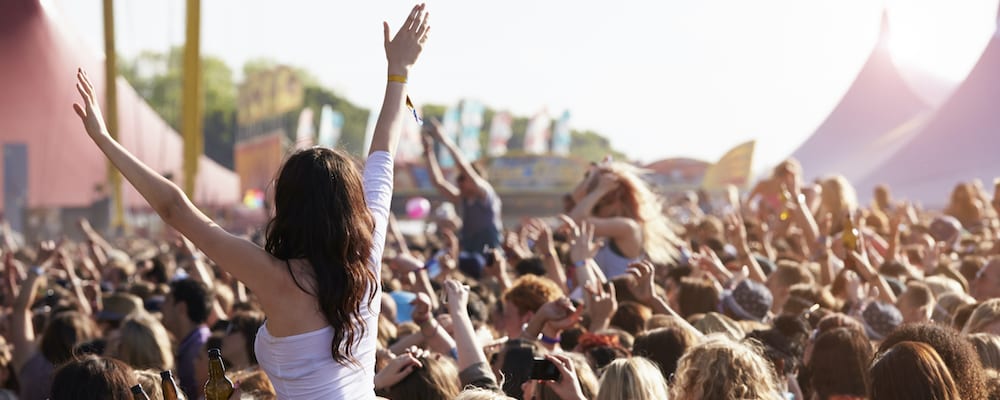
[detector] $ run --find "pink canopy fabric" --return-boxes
[790,11,932,183]
[855,12,1000,206]
[0,0,238,212]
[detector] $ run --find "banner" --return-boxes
[488,111,513,157]
[294,108,315,150]
[551,110,572,156]
[459,100,485,160]
[523,109,551,155]
[317,105,344,148]
[437,106,461,168]
[702,140,756,190]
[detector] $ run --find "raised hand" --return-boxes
[374,351,424,390]
[443,279,469,314]
[625,261,657,303]
[72,70,110,139]
[410,292,433,324]
[538,354,587,400]
[569,221,601,264]
[585,281,617,331]
[383,3,431,76]
[536,297,582,331]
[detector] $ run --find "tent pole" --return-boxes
[102,0,125,231]
[182,0,202,199]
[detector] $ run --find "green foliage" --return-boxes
[301,85,371,156]
[118,47,236,168]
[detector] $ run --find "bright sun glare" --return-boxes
[886,1,998,82]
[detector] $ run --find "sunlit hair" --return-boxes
[265,147,377,366]
[869,341,961,400]
[585,162,680,265]
[501,274,563,316]
[808,328,872,399]
[387,354,461,400]
[878,323,989,400]
[670,335,781,400]
[41,311,100,366]
[114,312,174,371]
[818,175,858,225]
[454,388,514,400]
[132,370,164,400]
[229,368,277,399]
[595,357,669,400]
[945,182,984,229]
[967,333,1000,370]
[964,299,1000,335]
[771,158,802,180]
[50,355,137,400]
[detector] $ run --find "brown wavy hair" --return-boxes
[265,147,377,366]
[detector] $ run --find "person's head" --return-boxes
[897,282,936,324]
[818,175,858,223]
[766,261,815,314]
[570,162,679,265]
[454,388,514,400]
[967,333,1000,370]
[265,147,378,365]
[229,368,276,399]
[387,353,460,400]
[974,258,1000,301]
[869,341,961,400]
[671,336,781,400]
[41,311,100,365]
[50,355,137,400]
[721,279,773,322]
[456,163,487,198]
[111,312,173,371]
[772,158,802,183]
[946,182,984,229]
[221,311,266,369]
[874,184,892,210]
[163,279,212,335]
[807,328,872,399]
[675,276,720,318]
[609,301,652,337]
[499,275,562,338]
[861,301,903,342]
[878,323,989,400]
[595,356,669,400]
[95,292,145,332]
[964,299,1000,335]
[574,333,631,372]
[632,324,699,380]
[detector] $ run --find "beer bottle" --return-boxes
[160,370,182,400]
[131,384,151,400]
[204,348,234,400]
[842,215,859,253]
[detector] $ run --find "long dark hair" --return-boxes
[264,147,377,365]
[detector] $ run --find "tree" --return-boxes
[119,47,237,168]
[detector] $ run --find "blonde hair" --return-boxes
[595,357,669,400]
[818,175,858,221]
[670,335,781,400]
[590,162,680,265]
[968,333,1000,370]
[115,312,174,371]
[963,299,1000,334]
[132,369,164,400]
[454,388,515,400]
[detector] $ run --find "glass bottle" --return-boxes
[204,348,234,400]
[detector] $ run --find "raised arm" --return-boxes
[420,133,460,203]
[425,120,490,198]
[369,4,430,157]
[73,70,278,297]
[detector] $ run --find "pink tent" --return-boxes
[855,10,1000,206]
[0,0,239,215]
[790,11,932,183]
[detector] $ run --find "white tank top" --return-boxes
[254,151,392,399]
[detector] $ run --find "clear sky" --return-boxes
[51,0,999,172]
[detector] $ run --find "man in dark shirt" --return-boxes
[162,278,213,397]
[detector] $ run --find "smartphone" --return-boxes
[530,357,561,381]
[482,247,496,266]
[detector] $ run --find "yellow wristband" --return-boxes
[388,74,407,84]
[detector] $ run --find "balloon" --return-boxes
[406,197,431,219]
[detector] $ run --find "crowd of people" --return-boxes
[3,3,1000,399]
